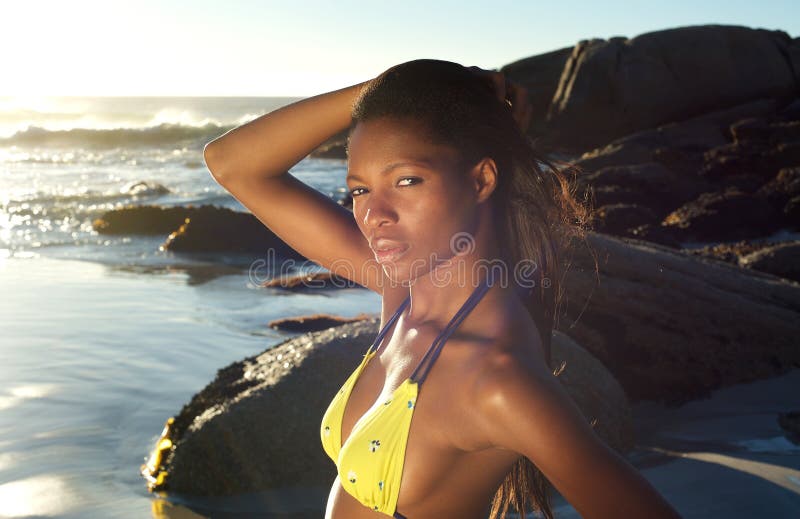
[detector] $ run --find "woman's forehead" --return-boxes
[348,120,461,173]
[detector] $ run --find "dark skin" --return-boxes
[204,65,682,519]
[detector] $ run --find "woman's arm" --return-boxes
[204,80,366,182]
[202,79,387,294]
[469,352,683,519]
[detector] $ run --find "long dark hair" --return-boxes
[348,59,594,519]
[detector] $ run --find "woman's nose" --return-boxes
[362,195,397,228]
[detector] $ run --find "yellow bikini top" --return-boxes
[319,271,497,518]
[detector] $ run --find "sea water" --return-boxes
[0,96,380,518]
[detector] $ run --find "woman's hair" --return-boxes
[348,59,594,519]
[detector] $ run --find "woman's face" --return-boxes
[346,116,480,285]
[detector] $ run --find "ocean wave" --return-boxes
[0,123,234,149]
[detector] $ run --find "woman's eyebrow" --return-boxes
[346,159,434,182]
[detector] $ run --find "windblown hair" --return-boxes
[348,59,594,519]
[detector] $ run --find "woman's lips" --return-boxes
[373,244,409,263]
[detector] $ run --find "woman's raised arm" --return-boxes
[203,81,366,182]
[202,79,387,294]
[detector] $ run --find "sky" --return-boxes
[3,0,798,97]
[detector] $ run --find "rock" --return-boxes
[661,187,784,243]
[309,127,350,159]
[578,162,702,214]
[550,332,634,453]
[158,205,306,257]
[150,323,632,496]
[682,239,767,265]
[730,117,800,144]
[626,223,684,249]
[756,167,800,227]
[547,25,798,151]
[500,46,574,134]
[261,271,361,291]
[739,241,800,283]
[560,231,800,404]
[702,140,800,183]
[593,203,658,235]
[268,313,372,333]
[93,205,196,235]
[575,98,778,173]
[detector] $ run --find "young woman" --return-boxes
[203,59,681,519]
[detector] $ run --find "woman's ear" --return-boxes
[471,157,498,203]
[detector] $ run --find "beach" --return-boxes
[1,89,799,518]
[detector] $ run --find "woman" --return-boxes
[203,59,681,519]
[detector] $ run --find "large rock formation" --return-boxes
[545,25,799,151]
[559,231,800,403]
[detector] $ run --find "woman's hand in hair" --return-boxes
[466,65,533,132]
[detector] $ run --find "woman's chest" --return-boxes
[337,351,489,512]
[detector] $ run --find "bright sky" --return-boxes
[3,0,798,96]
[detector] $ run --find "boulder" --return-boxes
[739,241,800,283]
[93,205,197,235]
[592,203,658,235]
[268,313,372,333]
[94,204,307,259]
[661,187,785,243]
[575,97,778,173]
[149,323,632,496]
[560,231,800,404]
[547,25,798,151]
[500,46,574,134]
[577,162,703,214]
[157,205,305,258]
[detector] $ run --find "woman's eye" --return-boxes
[349,187,366,197]
[398,177,420,187]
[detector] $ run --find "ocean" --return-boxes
[0,96,381,518]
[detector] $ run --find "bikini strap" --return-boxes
[366,295,411,356]
[410,269,497,385]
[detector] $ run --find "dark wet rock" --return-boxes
[561,232,800,404]
[787,196,800,223]
[682,239,767,265]
[268,313,372,333]
[577,162,704,215]
[93,205,195,235]
[546,25,798,151]
[702,140,800,183]
[158,205,306,257]
[153,323,631,495]
[756,167,800,227]
[661,187,784,243]
[593,204,658,235]
[309,127,350,159]
[730,117,800,144]
[739,241,800,283]
[261,271,361,291]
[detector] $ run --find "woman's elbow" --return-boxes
[203,140,228,182]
